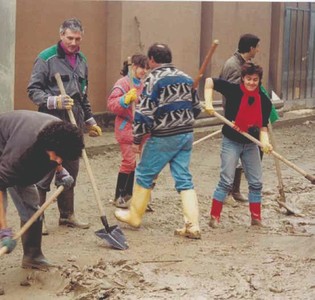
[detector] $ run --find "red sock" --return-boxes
[249,202,261,220]
[210,199,223,221]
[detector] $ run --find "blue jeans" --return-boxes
[136,133,194,192]
[4,185,40,222]
[213,136,262,203]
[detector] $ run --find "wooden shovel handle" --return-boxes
[193,40,219,89]
[127,56,136,117]
[210,110,315,184]
[193,129,221,146]
[54,73,106,217]
[268,123,286,202]
[0,186,64,257]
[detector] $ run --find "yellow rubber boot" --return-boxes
[174,189,201,239]
[114,183,151,228]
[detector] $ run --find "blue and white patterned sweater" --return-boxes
[133,63,201,144]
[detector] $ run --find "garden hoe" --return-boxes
[55,73,128,250]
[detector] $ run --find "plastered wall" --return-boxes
[0,0,16,112]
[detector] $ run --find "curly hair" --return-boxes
[37,121,84,161]
[241,62,263,84]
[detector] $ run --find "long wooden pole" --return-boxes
[207,109,315,184]
[193,40,219,89]
[0,186,64,257]
[193,129,221,146]
[127,56,136,117]
[268,123,286,202]
[54,73,106,218]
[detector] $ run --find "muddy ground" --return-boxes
[1,116,315,300]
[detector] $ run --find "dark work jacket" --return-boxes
[0,110,59,190]
[27,41,94,130]
[213,78,272,144]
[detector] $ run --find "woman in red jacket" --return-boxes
[107,54,149,208]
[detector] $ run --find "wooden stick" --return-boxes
[54,73,106,217]
[0,186,64,257]
[193,40,219,89]
[127,56,136,117]
[208,110,315,184]
[193,129,221,146]
[268,123,286,202]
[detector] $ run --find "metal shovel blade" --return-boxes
[95,225,129,250]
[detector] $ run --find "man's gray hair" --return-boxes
[59,18,84,35]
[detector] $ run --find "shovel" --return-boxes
[0,186,64,257]
[55,73,128,250]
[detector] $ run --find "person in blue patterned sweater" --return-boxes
[115,43,202,239]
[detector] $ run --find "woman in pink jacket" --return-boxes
[107,54,149,208]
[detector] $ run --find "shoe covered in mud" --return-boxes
[232,191,248,202]
[22,253,53,270]
[113,195,131,209]
[209,216,220,228]
[174,223,201,239]
[251,219,263,227]
[231,167,248,202]
[59,215,90,229]
[21,219,54,270]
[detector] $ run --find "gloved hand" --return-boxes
[0,228,16,253]
[85,117,102,137]
[204,86,215,116]
[260,130,273,154]
[47,95,74,110]
[88,124,102,137]
[55,168,74,190]
[124,88,137,105]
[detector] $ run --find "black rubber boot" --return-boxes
[37,188,48,235]
[125,171,135,197]
[231,167,247,202]
[21,219,52,270]
[57,188,90,229]
[113,172,132,208]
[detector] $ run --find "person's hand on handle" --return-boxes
[260,129,273,154]
[85,117,102,137]
[0,228,16,253]
[124,88,137,105]
[47,95,74,110]
[204,78,215,116]
[55,167,74,190]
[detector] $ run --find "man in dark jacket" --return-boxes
[0,110,84,269]
[27,18,101,232]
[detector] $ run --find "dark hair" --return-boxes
[238,34,260,53]
[37,121,84,161]
[241,62,263,83]
[60,18,83,35]
[120,54,149,76]
[147,43,172,64]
